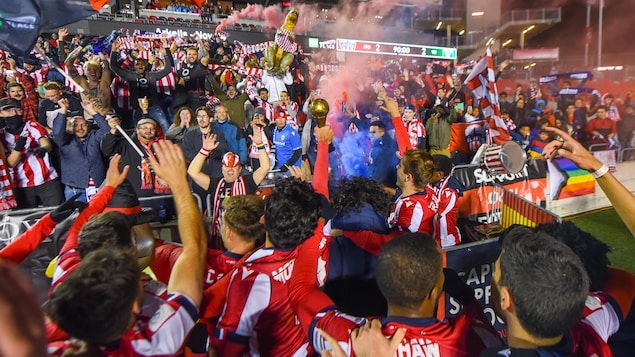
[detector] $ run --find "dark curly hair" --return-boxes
[331,177,394,217]
[265,178,321,249]
[534,221,611,292]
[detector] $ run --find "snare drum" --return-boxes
[484,141,527,174]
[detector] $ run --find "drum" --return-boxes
[483,141,527,174]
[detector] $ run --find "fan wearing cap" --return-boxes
[402,103,426,150]
[188,128,270,249]
[0,97,64,208]
[38,81,83,130]
[245,107,274,170]
[1,56,40,124]
[51,97,109,202]
[272,105,302,174]
[101,116,170,197]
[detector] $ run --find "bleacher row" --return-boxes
[91,12,264,32]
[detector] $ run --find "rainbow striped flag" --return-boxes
[547,157,595,200]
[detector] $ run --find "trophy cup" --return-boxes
[310,98,335,152]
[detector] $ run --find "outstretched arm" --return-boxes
[150,141,207,306]
[543,126,635,236]
[187,133,220,191]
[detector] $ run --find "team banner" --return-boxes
[453,159,547,223]
[443,239,506,334]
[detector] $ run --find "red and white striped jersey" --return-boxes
[404,118,426,148]
[254,100,274,122]
[581,292,621,342]
[110,75,132,110]
[387,188,436,236]
[47,292,199,357]
[280,101,300,131]
[431,178,461,248]
[17,67,48,87]
[156,70,176,96]
[211,247,309,357]
[1,123,58,188]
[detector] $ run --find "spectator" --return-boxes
[188,129,269,249]
[367,120,398,189]
[109,41,173,132]
[65,48,111,114]
[586,105,617,149]
[1,56,39,123]
[425,104,457,157]
[180,106,229,198]
[166,106,197,144]
[277,90,300,131]
[209,75,250,128]
[0,97,63,208]
[51,99,108,202]
[101,117,170,197]
[38,81,82,130]
[527,129,552,158]
[617,105,635,160]
[209,105,247,164]
[245,107,274,171]
[172,41,210,111]
[272,106,302,175]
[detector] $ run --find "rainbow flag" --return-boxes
[547,158,595,200]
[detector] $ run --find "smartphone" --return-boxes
[454,102,464,112]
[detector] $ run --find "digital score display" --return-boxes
[336,38,457,60]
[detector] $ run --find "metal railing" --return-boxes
[501,8,561,24]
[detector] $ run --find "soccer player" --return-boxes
[209,178,322,356]
[429,154,465,247]
[290,232,502,356]
[483,226,612,356]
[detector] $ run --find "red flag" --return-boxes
[463,48,510,145]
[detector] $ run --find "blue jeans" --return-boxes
[64,185,88,203]
[133,106,172,133]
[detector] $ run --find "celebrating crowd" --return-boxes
[0,22,634,357]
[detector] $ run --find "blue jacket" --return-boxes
[368,134,399,188]
[212,120,247,164]
[51,113,109,188]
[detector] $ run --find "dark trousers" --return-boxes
[14,178,64,209]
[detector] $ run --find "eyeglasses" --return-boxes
[197,115,209,118]
[369,131,377,134]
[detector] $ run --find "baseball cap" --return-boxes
[254,107,266,117]
[404,104,416,111]
[222,152,241,167]
[0,97,21,111]
[137,118,157,128]
[273,106,286,120]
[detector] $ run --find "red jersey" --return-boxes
[431,178,461,248]
[211,247,309,357]
[387,188,436,236]
[310,301,502,356]
[151,243,243,289]
[404,118,426,148]
[1,122,58,188]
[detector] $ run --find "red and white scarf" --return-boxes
[211,175,247,239]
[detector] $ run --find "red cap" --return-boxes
[273,106,286,120]
[222,152,240,167]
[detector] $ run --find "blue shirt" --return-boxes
[273,124,301,169]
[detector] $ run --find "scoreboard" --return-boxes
[336,38,457,60]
